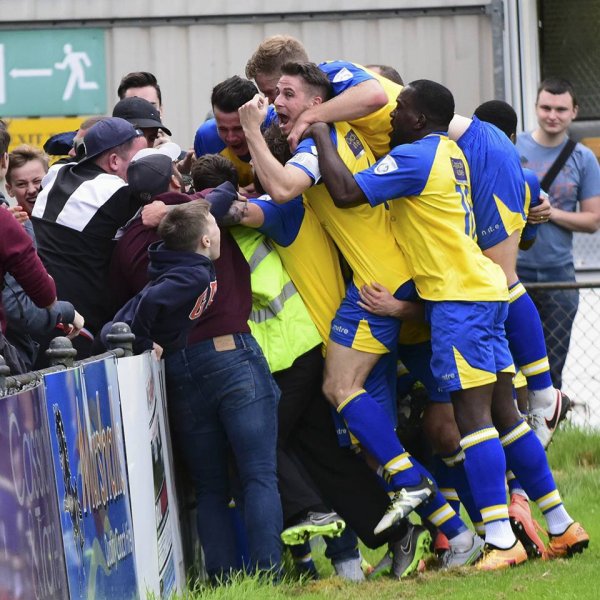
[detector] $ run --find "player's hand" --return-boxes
[358,282,403,316]
[358,282,423,319]
[176,149,195,175]
[221,199,248,227]
[65,310,85,339]
[239,94,268,130]
[528,193,551,224]
[141,200,168,228]
[301,122,330,144]
[239,182,256,197]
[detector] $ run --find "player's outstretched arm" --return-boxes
[307,123,368,207]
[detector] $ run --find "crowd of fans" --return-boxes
[1,33,597,585]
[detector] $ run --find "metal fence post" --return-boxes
[45,336,77,368]
[105,322,135,357]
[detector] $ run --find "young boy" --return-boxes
[103,199,220,355]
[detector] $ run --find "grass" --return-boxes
[170,426,600,600]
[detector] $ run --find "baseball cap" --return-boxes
[43,130,77,155]
[127,153,173,203]
[112,96,172,135]
[131,141,181,163]
[80,117,144,163]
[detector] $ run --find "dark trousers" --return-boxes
[278,346,407,549]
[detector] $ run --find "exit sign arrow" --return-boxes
[10,68,53,78]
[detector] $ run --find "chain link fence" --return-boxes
[525,280,600,429]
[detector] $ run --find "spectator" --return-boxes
[31,117,147,360]
[109,150,283,582]
[516,77,600,388]
[113,96,172,148]
[117,71,163,115]
[3,145,84,369]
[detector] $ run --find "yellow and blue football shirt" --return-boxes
[319,61,402,158]
[289,121,412,297]
[456,117,527,250]
[355,133,508,302]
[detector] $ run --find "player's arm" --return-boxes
[307,123,368,207]
[447,114,472,142]
[222,200,264,228]
[239,95,311,202]
[549,195,600,233]
[287,79,387,150]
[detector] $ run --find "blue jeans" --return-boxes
[164,333,282,578]
[516,263,579,389]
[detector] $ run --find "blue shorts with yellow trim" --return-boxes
[458,117,526,250]
[427,300,514,392]
[329,281,409,353]
[398,340,451,403]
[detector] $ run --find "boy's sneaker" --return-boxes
[527,389,570,449]
[440,532,485,569]
[373,476,436,534]
[280,511,346,545]
[508,493,547,558]
[333,557,365,582]
[546,522,589,558]
[475,540,528,571]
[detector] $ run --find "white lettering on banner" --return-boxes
[28,506,64,598]
[9,412,52,507]
[78,391,125,514]
[104,522,134,568]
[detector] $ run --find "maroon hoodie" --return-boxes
[108,190,251,344]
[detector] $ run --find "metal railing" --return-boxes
[0,323,134,397]
[524,280,600,429]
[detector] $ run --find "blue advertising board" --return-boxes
[0,384,69,600]
[44,358,138,599]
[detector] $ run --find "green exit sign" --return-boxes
[0,28,106,117]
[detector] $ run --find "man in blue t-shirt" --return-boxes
[516,78,600,389]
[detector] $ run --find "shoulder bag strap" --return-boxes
[540,138,577,193]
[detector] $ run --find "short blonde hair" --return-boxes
[245,35,309,79]
[6,144,49,183]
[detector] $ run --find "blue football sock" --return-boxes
[506,281,553,391]
[460,427,510,530]
[506,470,528,499]
[500,420,571,532]
[430,454,461,515]
[338,390,422,488]
[437,449,483,530]
[411,459,467,539]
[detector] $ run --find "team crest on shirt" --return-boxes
[332,67,354,83]
[374,155,398,175]
[345,129,366,158]
[451,158,468,183]
[189,280,217,319]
